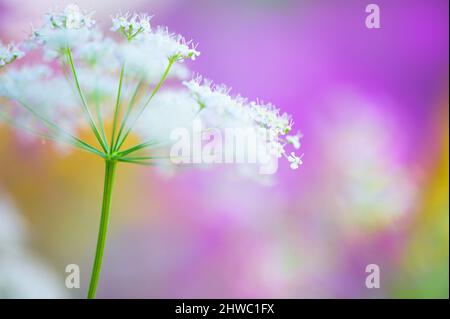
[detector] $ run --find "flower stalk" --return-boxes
[87,159,117,299]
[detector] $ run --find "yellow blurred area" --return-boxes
[390,98,449,298]
[0,125,160,266]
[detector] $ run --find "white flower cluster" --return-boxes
[46,4,95,30]
[111,12,152,40]
[118,34,192,83]
[0,4,301,172]
[30,4,96,57]
[147,27,200,61]
[27,6,199,81]
[116,27,199,82]
[184,77,303,169]
[110,13,199,60]
[0,42,24,67]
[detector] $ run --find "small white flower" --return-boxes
[287,152,303,169]
[111,14,129,31]
[0,42,24,67]
[64,4,83,29]
[139,17,151,33]
[286,132,302,149]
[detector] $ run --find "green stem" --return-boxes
[87,159,117,299]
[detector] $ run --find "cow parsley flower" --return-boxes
[0,3,302,299]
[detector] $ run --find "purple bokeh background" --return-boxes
[0,0,448,298]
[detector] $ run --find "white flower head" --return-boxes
[249,100,293,135]
[184,76,248,125]
[145,27,200,61]
[0,42,24,67]
[30,4,96,57]
[65,4,83,29]
[111,12,153,40]
[117,26,199,83]
[119,40,190,84]
[184,76,301,169]
[45,4,95,30]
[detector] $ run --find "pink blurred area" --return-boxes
[0,0,448,298]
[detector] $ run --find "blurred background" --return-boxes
[0,0,448,298]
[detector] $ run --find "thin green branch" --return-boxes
[117,158,158,166]
[115,140,158,157]
[115,140,173,158]
[122,156,171,161]
[8,98,104,158]
[142,59,175,107]
[110,63,126,151]
[113,79,144,152]
[0,111,54,141]
[66,47,109,153]
[94,96,108,148]
[114,58,175,152]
